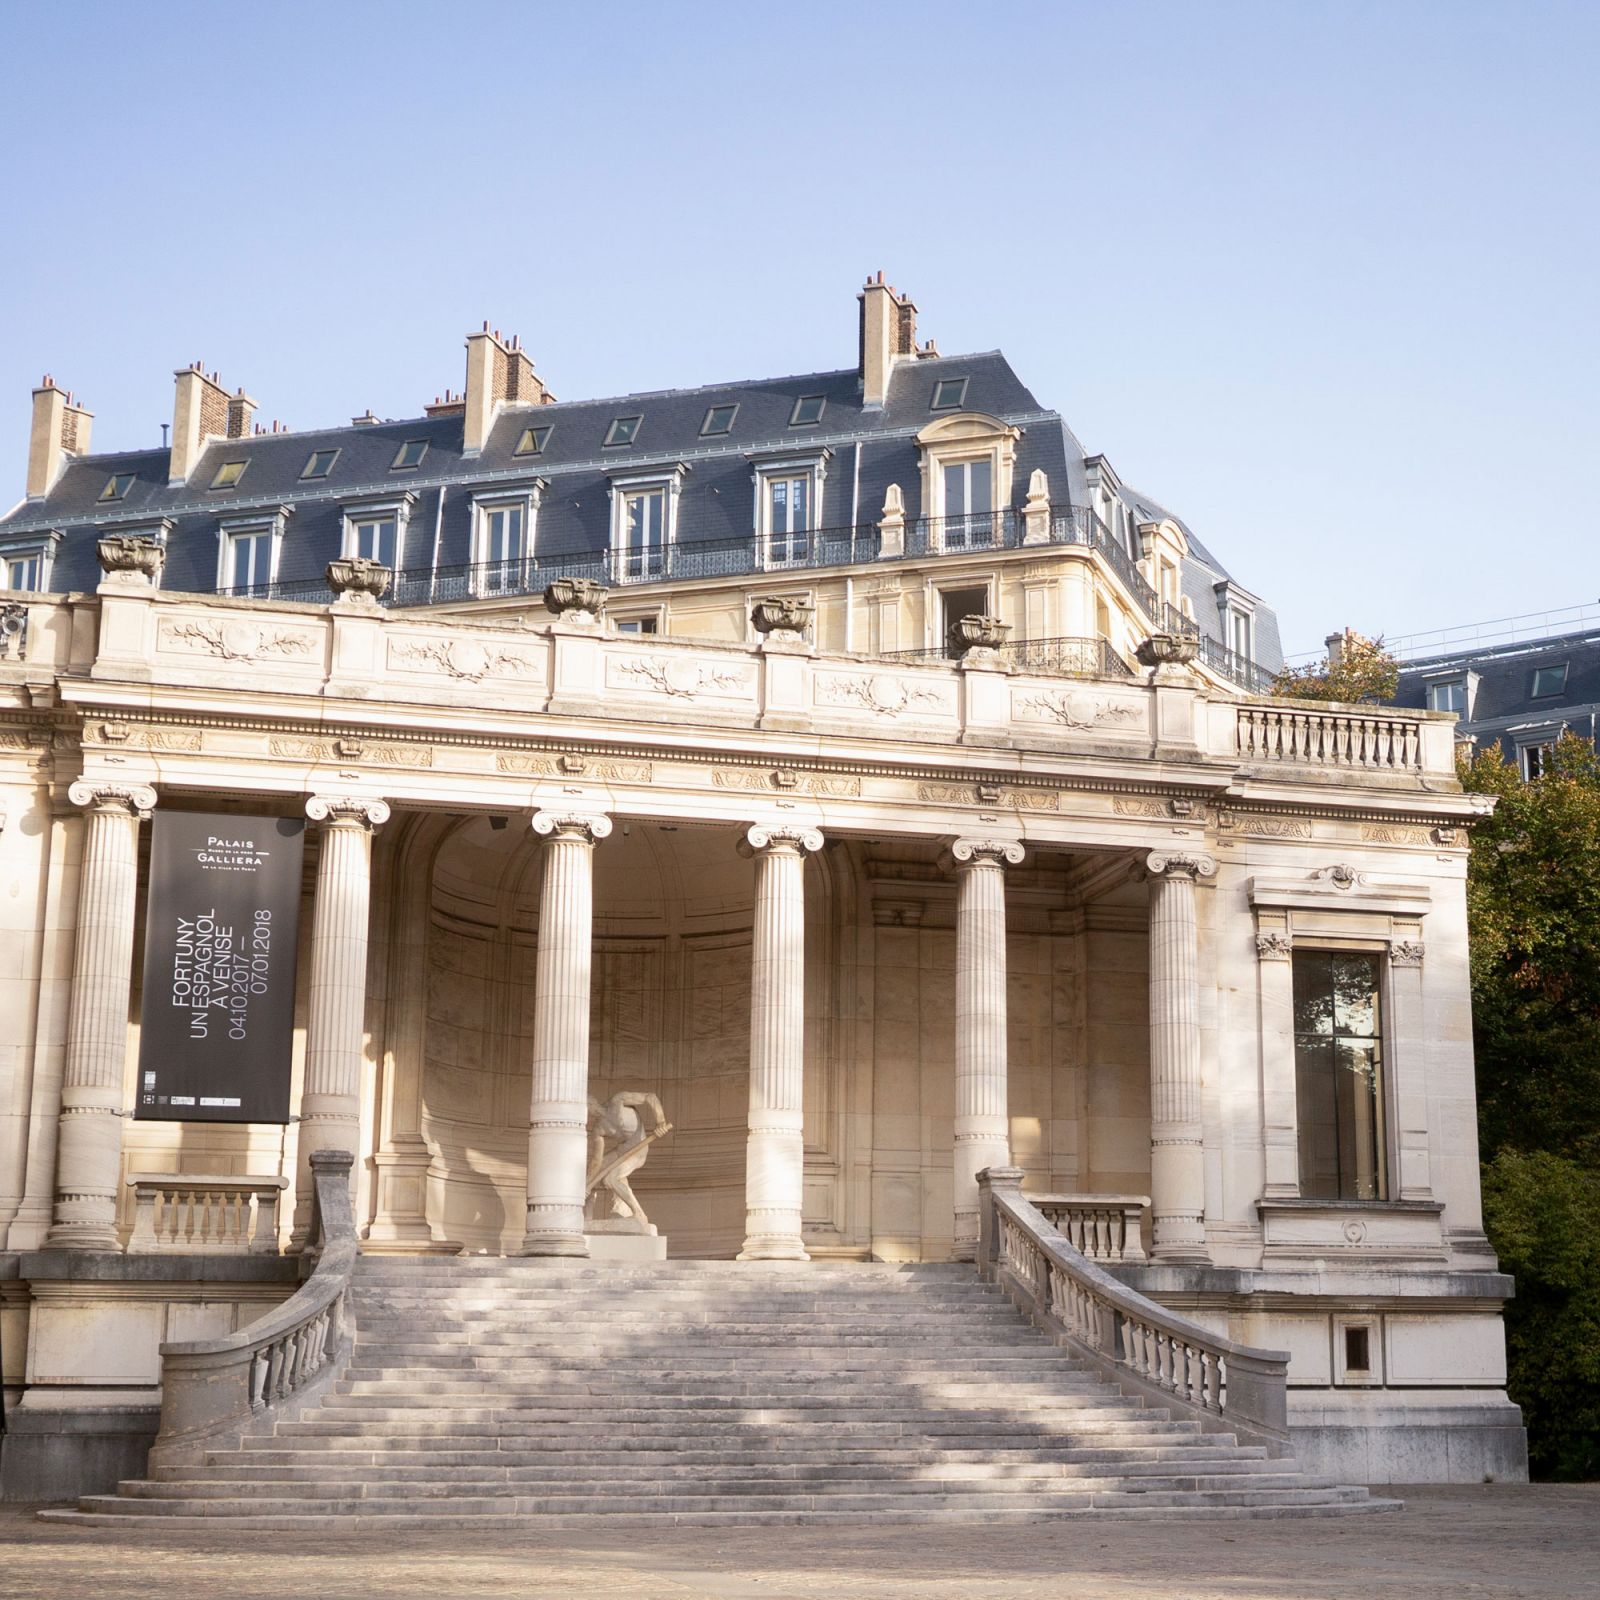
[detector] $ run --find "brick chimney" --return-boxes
[169,362,233,483]
[226,387,257,439]
[858,273,918,408]
[26,376,93,498]
[461,325,550,455]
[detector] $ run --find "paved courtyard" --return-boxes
[1,1487,1594,1600]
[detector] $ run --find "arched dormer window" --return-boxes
[913,412,1021,553]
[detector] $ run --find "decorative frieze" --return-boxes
[813,672,949,718]
[919,782,1057,811]
[388,636,542,683]
[498,753,653,782]
[611,656,752,700]
[1217,809,1312,839]
[1362,824,1430,845]
[271,736,432,769]
[1012,688,1142,731]
[715,767,858,797]
[159,618,318,663]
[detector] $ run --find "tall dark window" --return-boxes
[1293,951,1387,1200]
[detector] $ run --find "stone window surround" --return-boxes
[747,447,831,566]
[1249,872,1433,1210]
[1422,665,1478,719]
[340,492,416,568]
[468,481,545,574]
[214,510,287,593]
[924,569,998,649]
[1215,580,1258,662]
[913,412,1020,530]
[2,529,61,592]
[607,464,688,583]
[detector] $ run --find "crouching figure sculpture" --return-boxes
[585,1091,672,1238]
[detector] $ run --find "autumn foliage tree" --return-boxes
[1271,629,1400,703]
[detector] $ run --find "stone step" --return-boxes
[331,1380,1114,1400]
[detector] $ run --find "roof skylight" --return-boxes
[514,425,552,457]
[210,460,248,490]
[391,440,428,470]
[1531,663,1569,698]
[99,473,135,501]
[931,377,968,411]
[605,416,642,447]
[301,448,339,480]
[789,395,825,427]
[701,404,738,437]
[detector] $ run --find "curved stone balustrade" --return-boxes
[147,1150,357,1470]
[976,1167,1291,1454]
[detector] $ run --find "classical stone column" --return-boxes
[738,824,823,1261]
[519,811,612,1257]
[292,795,390,1248]
[950,838,1024,1259]
[45,783,157,1250]
[1146,850,1216,1263]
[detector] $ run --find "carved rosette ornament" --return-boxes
[1389,940,1425,968]
[305,794,391,830]
[326,555,391,602]
[1255,931,1294,961]
[545,576,608,622]
[96,535,165,584]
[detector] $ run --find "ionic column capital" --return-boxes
[68,781,156,819]
[306,794,390,830]
[948,837,1025,870]
[741,824,823,857]
[531,810,613,846]
[1145,849,1216,882]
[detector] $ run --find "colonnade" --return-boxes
[43,788,1218,1264]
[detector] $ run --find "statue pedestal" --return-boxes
[585,1219,666,1262]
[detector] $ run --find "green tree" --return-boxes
[1461,733,1600,1477]
[1271,629,1400,703]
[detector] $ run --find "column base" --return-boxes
[515,1234,590,1258]
[1150,1245,1212,1265]
[738,1239,810,1262]
[41,1222,121,1252]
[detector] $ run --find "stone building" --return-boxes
[0,280,1525,1515]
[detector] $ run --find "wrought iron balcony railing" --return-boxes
[1197,633,1278,695]
[880,635,1135,681]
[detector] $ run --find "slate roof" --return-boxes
[1,347,1283,672]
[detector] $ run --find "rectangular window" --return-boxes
[350,514,399,569]
[226,529,274,596]
[765,473,812,565]
[931,376,968,410]
[605,416,642,448]
[1521,740,1556,781]
[514,425,552,457]
[391,440,428,471]
[1229,610,1254,662]
[789,395,825,427]
[1293,951,1387,1202]
[1531,663,1568,697]
[619,489,665,580]
[100,473,135,501]
[613,615,659,635]
[941,458,995,549]
[1427,680,1467,714]
[477,502,526,593]
[941,585,991,650]
[301,448,339,480]
[701,404,738,436]
[210,460,247,490]
[4,553,44,591]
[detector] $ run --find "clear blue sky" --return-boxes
[2,0,1595,654]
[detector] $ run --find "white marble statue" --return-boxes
[584,1091,671,1235]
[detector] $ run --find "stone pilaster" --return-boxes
[738,824,823,1261]
[950,838,1024,1259]
[45,783,156,1250]
[292,794,389,1248]
[519,810,612,1257]
[1146,850,1216,1263]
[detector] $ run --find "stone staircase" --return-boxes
[45,1258,1396,1527]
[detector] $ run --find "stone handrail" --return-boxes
[1029,1193,1148,1262]
[977,1168,1290,1454]
[126,1173,288,1254]
[147,1150,357,1469]
[1236,702,1423,771]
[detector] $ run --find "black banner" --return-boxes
[135,813,305,1123]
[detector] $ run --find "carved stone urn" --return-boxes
[750,595,814,643]
[948,614,1010,658]
[96,535,165,585]
[326,555,391,602]
[544,576,608,622]
[1135,632,1199,670]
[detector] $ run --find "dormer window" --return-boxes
[701,404,738,437]
[1531,663,1568,698]
[1427,679,1467,715]
[931,377,968,411]
[391,439,428,471]
[301,448,339,480]
[4,550,46,591]
[99,473,135,502]
[514,424,552,457]
[605,416,642,448]
[210,459,248,490]
[789,395,825,427]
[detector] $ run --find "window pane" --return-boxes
[770,479,789,532]
[790,475,809,531]
[943,463,966,516]
[969,459,992,515]
[1293,950,1386,1200]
